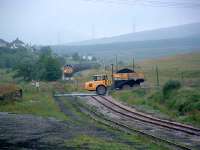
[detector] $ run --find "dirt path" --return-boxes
[0,112,71,150]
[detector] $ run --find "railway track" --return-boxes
[86,95,200,150]
[91,96,200,136]
[78,98,192,150]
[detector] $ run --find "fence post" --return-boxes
[132,56,135,71]
[180,71,184,85]
[115,55,118,72]
[111,64,114,90]
[156,65,160,88]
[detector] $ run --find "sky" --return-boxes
[0,0,200,45]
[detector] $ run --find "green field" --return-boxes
[111,52,200,127]
[139,52,200,86]
[0,70,67,120]
[0,52,199,149]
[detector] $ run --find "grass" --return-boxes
[0,69,15,83]
[111,86,200,127]
[63,116,171,150]
[64,134,168,150]
[0,52,199,148]
[59,96,169,150]
[0,90,68,120]
[0,71,68,120]
[138,52,200,86]
[110,52,200,126]
[65,134,134,150]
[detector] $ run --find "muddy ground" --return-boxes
[0,96,155,150]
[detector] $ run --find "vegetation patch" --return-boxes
[112,84,200,126]
[0,83,67,120]
[64,133,168,150]
[162,80,181,99]
[65,134,134,150]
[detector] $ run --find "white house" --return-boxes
[10,38,25,49]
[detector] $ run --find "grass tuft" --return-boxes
[162,80,181,99]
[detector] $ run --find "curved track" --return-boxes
[91,96,200,136]
[87,95,200,150]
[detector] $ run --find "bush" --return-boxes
[148,91,163,103]
[163,80,181,98]
[168,88,200,114]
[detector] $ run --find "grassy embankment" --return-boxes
[0,73,169,149]
[111,52,200,127]
[64,134,168,150]
[0,69,67,120]
[0,52,199,148]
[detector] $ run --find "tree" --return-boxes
[13,46,62,81]
[44,57,62,81]
[35,49,62,81]
[39,46,52,56]
[72,52,80,61]
[14,59,35,81]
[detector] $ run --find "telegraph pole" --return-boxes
[156,65,160,88]
[132,56,135,71]
[111,64,114,89]
[115,55,118,72]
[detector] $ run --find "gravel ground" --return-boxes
[85,96,200,150]
[0,96,137,150]
[0,112,71,150]
[0,95,182,150]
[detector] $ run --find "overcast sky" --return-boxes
[0,0,200,45]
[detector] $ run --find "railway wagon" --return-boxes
[113,68,144,89]
[63,63,100,78]
[85,68,145,95]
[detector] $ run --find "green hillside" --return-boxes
[112,52,200,127]
[139,52,200,86]
[52,36,200,62]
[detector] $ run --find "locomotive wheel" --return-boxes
[96,85,107,95]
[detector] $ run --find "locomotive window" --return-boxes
[93,76,101,81]
[93,75,107,81]
[102,75,107,80]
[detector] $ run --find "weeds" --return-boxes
[162,80,181,99]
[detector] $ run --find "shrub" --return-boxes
[148,91,163,103]
[168,88,200,114]
[132,88,146,97]
[163,80,181,98]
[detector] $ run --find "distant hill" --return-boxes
[52,35,200,62]
[68,22,200,46]
[51,22,200,62]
